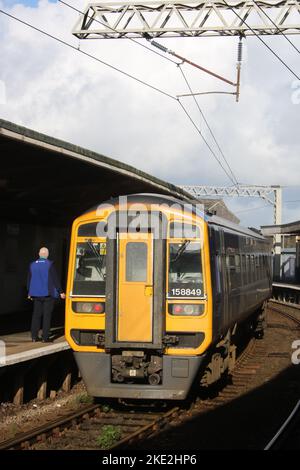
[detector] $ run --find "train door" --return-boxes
[117,233,153,342]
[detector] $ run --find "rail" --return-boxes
[264,400,300,450]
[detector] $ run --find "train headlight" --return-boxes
[183,305,196,315]
[169,304,204,316]
[81,302,93,313]
[72,302,105,314]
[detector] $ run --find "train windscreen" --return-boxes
[168,241,204,298]
[72,241,106,296]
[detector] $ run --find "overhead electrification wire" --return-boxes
[235,203,270,213]
[253,1,300,56]
[178,100,238,185]
[59,0,297,186]
[178,65,239,186]
[223,0,300,81]
[0,7,237,185]
[58,0,180,65]
[0,8,176,101]
[58,0,238,184]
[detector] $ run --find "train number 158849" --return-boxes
[171,288,202,297]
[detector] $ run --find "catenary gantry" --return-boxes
[73,0,300,39]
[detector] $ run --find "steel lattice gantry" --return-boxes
[181,184,283,256]
[181,185,282,224]
[73,0,300,39]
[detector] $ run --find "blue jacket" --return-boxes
[27,259,62,298]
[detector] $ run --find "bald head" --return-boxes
[39,247,49,259]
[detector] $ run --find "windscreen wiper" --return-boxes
[171,240,190,264]
[86,240,105,277]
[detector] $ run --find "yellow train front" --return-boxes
[65,194,272,400]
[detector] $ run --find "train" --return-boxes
[65,194,272,400]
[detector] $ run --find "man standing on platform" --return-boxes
[27,247,65,343]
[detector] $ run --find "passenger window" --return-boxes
[228,255,235,270]
[260,255,264,279]
[215,256,222,294]
[227,255,236,289]
[241,255,247,285]
[251,255,255,281]
[236,255,241,286]
[235,255,241,273]
[126,242,147,282]
[246,255,251,282]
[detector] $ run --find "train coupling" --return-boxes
[112,351,163,385]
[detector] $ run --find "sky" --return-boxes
[0,0,300,228]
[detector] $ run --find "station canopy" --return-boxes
[261,221,300,236]
[0,119,190,226]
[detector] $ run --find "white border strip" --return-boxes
[2,341,70,368]
[273,283,300,291]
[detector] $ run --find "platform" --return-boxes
[272,282,300,305]
[273,282,300,290]
[0,328,76,405]
[0,328,70,368]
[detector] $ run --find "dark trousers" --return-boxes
[31,297,55,340]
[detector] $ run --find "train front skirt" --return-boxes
[74,352,205,400]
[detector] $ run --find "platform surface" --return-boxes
[0,328,70,367]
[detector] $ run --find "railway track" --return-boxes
[2,300,299,450]
[0,333,263,450]
[264,299,300,450]
[129,337,269,450]
[267,299,300,327]
[0,404,100,450]
[0,402,179,450]
[133,300,300,450]
[264,400,300,450]
[186,338,267,412]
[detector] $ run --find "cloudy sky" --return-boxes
[1,0,300,228]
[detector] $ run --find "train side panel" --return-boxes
[209,223,272,341]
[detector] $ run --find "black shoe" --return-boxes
[32,337,42,342]
[42,338,53,343]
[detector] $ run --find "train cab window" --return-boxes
[126,242,147,282]
[168,241,204,298]
[78,222,97,237]
[77,222,108,237]
[73,242,106,296]
[169,222,200,239]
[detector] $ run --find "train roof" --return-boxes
[84,193,266,241]
[206,213,266,240]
